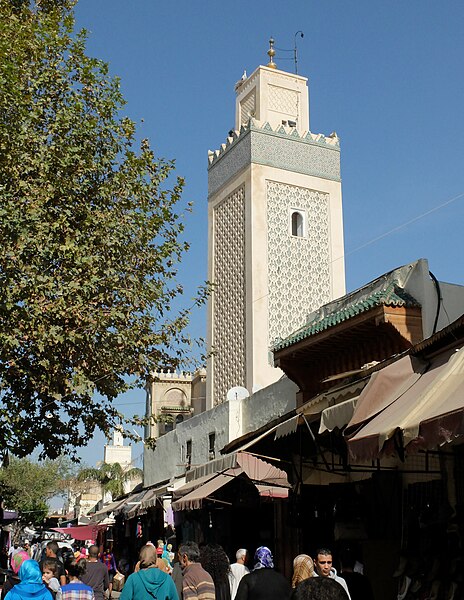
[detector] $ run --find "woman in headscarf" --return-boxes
[235,546,291,600]
[120,545,178,600]
[1,551,32,600]
[4,559,52,600]
[291,555,315,589]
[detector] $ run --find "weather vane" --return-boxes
[272,31,305,74]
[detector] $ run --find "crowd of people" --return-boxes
[0,539,374,600]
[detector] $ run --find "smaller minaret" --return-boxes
[104,426,132,467]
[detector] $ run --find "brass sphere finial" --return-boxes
[267,37,277,69]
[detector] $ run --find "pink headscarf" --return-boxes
[11,551,30,574]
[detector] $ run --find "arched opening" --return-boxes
[291,211,304,237]
[175,414,184,426]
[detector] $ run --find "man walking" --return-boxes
[229,549,249,600]
[81,545,109,600]
[179,542,215,600]
[314,548,351,600]
[39,541,66,586]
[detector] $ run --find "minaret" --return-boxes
[206,39,345,408]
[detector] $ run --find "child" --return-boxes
[61,559,94,600]
[42,559,62,600]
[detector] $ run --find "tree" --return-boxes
[0,0,206,459]
[77,461,143,500]
[0,456,74,525]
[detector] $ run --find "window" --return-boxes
[290,210,305,237]
[164,415,174,433]
[208,433,216,460]
[175,414,184,426]
[186,440,192,468]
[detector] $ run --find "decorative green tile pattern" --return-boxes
[208,119,340,197]
[273,281,420,351]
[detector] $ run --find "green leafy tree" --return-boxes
[77,461,143,500]
[0,456,74,525]
[0,0,206,459]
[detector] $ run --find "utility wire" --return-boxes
[344,190,464,258]
[252,189,464,305]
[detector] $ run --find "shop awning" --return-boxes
[347,347,464,460]
[1,510,18,524]
[347,355,425,430]
[89,499,126,523]
[52,523,108,540]
[113,489,148,518]
[137,489,158,515]
[275,415,300,439]
[172,473,236,511]
[172,451,290,511]
[298,378,368,420]
[319,396,360,434]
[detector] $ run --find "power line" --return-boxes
[252,189,464,306]
[344,190,464,258]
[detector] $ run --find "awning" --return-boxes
[1,510,18,524]
[403,347,464,449]
[137,489,158,516]
[89,499,126,523]
[298,378,368,419]
[52,524,108,540]
[172,473,237,511]
[172,452,290,511]
[173,472,219,497]
[347,355,425,430]
[114,490,148,518]
[275,415,300,439]
[319,396,359,434]
[347,347,464,460]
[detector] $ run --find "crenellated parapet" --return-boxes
[149,370,193,382]
[207,118,341,198]
[208,118,340,168]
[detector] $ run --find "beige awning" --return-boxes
[114,489,148,519]
[347,355,425,430]
[347,347,464,460]
[172,451,290,511]
[318,397,359,434]
[298,378,368,419]
[172,473,238,511]
[137,489,158,515]
[89,499,127,523]
[275,415,300,439]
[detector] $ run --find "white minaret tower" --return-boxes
[206,39,345,408]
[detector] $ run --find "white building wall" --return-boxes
[400,258,464,338]
[143,377,297,488]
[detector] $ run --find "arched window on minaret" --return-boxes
[291,210,304,237]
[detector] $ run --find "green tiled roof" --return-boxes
[273,281,420,352]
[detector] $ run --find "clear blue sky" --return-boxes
[71,0,464,467]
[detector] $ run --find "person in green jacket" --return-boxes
[120,545,178,600]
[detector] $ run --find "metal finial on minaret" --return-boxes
[267,37,277,69]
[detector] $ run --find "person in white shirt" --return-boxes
[229,549,250,600]
[314,548,351,600]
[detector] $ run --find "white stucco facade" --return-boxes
[206,63,346,408]
[143,376,297,488]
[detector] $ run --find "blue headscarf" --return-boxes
[253,546,274,570]
[5,560,52,600]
